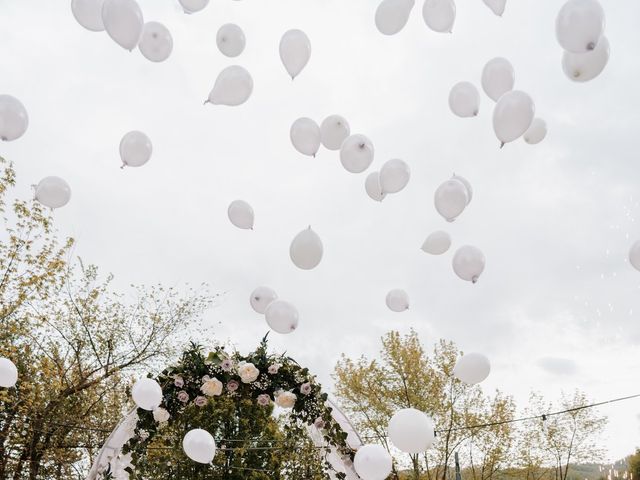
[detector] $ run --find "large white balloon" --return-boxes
[481,57,515,102]
[0,358,18,388]
[492,90,535,147]
[279,29,311,79]
[365,172,386,202]
[354,444,393,480]
[562,36,609,82]
[138,22,173,62]
[250,286,278,314]
[453,353,491,384]
[422,0,456,33]
[227,200,254,230]
[131,378,162,411]
[340,134,374,173]
[629,241,640,272]
[482,0,506,16]
[119,131,152,167]
[452,245,485,283]
[555,0,605,53]
[290,118,321,157]
[422,231,451,255]
[375,0,415,36]
[320,115,350,150]
[434,179,468,222]
[380,159,410,194]
[290,227,323,270]
[388,408,435,453]
[265,300,299,334]
[452,174,472,204]
[386,289,409,312]
[35,177,72,209]
[449,82,480,117]
[216,24,246,58]
[102,0,143,51]
[183,429,216,464]
[179,0,209,14]
[523,118,547,145]
[71,0,105,31]
[207,66,253,106]
[0,95,28,142]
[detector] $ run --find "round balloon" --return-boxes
[102,0,143,51]
[492,90,535,146]
[0,357,18,388]
[227,200,254,230]
[179,0,209,13]
[365,171,386,202]
[71,0,105,31]
[119,130,152,167]
[422,0,456,33]
[452,245,485,283]
[562,36,609,82]
[482,0,506,16]
[375,0,415,35]
[35,176,72,209]
[453,352,491,384]
[481,57,515,102]
[523,118,547,144]
[320,115,350,150]
[138,22,173,62]
[279,29,311,79]
[555,0,605,53]
[265,299,299,334]
[0,95,28,142]
[354,444,393,480]
[183,429,216,464]
[422,231,451,255]
[434,179,468,222]
[452,174,472,204]
[290,227,323,270]
[629,240,640,272]
[207,65,253,106]
[380,159,410,194]
[386,289,409,312]
[388,408,435,453]
[340,134,374,173]
[216,23,246,58]
[131,378,162,411]
[449,81,480,117]
[290,117,321,157]
[250,286,278,314]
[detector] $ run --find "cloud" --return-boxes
[536,357,579,376]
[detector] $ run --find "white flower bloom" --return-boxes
[275,391,297,409]
[238,362,260,383]
[152,407,170,423]
[201,377,223,396]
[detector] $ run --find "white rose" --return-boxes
[200,377,223,396]
[152,407,170,423]
[238,362,260,383]
[275,391,297,409]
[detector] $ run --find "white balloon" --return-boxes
[452,174,472,204]
[365,171,386,202]
[207,66,253,106]
[183,429,216,464]
[449,81,480,118]
[340,134,374,173]
[227,200,254,230]
[131,378,162,411]
[434,179,468,222]
[562,36,609,82]
[523,118,547,145]
[380,159,410,194]
[250,286,278,314]
[0,358,18,388]
[290,227,323,270]
[179,0,209,14]
[556,0,605,53]
[452,245,485,283]
[71,0,105,31]
[265,299,299,334]
[375,0,415,36]
[492,90,535,147]
[138,22,173,62]
[482,0,506,16]
[422,0,456,33]
[216,23,246,58]
[629,241,640,272]
[290,118,321,157]
[388,408,435,453]
[320,115,350,150]
[422,231,451,255]
[0,95,28,142]
[119,131,152,167]
[102,0,143,51]
[35,177,72,209]
[453,352,491,384]
[354,444,393,480]
[386,289,409,312]
[279,29,311,79]
[481,57,515,102]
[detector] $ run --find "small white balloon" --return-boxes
[365,171,386,202]
[422,0,456,33]
[290,118,321,157]
[482,0,506,16]
[562,35,609,82]
[0,95,28,142]
[629,241,640,272]
[452,245,485,283]
[131,378,163,411]
[453,352,491,384]
[492,90,535,147]
[422,231,451,255]
[452,174,472,204]
[35,177,72,209]
[0,358,18,388]
[434,179,468,222]
[227,200,254,230]
[386,289,409,312]
[250,286,278,314]
[119,131,152,167]
[320,115,350,150]
[138,22,173,62]
[290,227,323,270]
[265,299,299,334]
[207,66,253,106]
[449,81,480,118]
[71,0,105,31]
[183,429,216,464]
[216,23,246,58]
[354,444,393,480]
[481,57,515,102]
[102,0,143,51]
[388,408,435,453]
[523,118,547,145]
[179,0,209,13]
[380,159,410,194]
[556,0,605,53]
[279,29,311,79]
[375,0,415,36]
[340,134,374,173]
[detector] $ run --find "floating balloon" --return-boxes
[365,172,386,202]
[555,0,605,53]
[386,289,409,312]
[119,131,152,167]
[453,352,491,384]
[629,241,640,272]
[422,231,451,255]
[320,115,350,150]
[290,227,323,270]
[290,118,321,157]
[207,66,253,106]
[250,286,278,314]
[227,200,254,230]
[481,57,515,102]
[422,0,456,33]
[523,118,547,144]
[492,90,535,147]
[340,134,374,173]
[265,300,299,334]
[562,36,609,82]
[380,159,410,194]
[138,22,173,62]
[449,82,480,118]
[216,23,245,58]
[71,0,105,31]
[279,29,311,79]
[388,408,435,453]
[452,245,485,283]
[354,444,393,480]
[482,0,506,16]
[0,95,28,142]
[375,0,415,36]
[179,0,209,13]
[131,378,162,411]
[183,429,216,464]
[452,174,472,204]
[102,0,143,51]
[35,177,72,209]
[434,179,468,222]
[0,358,18,388]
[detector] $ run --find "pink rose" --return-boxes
[221,359,233,371]
[314,417,325,429]
[194,396,207,407]
[177,390,189,403]
[174,376,184,388]
[257,394,271,406]
[227,380,239,392]
[300,382,312,395]
[268,364,280,375]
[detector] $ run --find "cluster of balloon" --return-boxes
[290,114,351,158]
[434,174,472,222]
[131,377,163,410]
[0,95,29,142]
[629,241,640,272]
[354,444,393,480]
[388,408,435,453]
[290,226,323,270]
[0,357,18,388]
[453,352,491,384]
[120,130,152,168]
[366,159,411,202]
[279,29,311,80]
[452,245,485,283]
[183,428,216,464]
[35,177,72,209]
[556,0,609,83]
[250,286,299,334]
[386,289,409,312]
[228,200,254,230]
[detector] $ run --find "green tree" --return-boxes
[627,448,640,480]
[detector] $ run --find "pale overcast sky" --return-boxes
[1,0,639,461]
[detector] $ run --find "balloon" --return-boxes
[0,95,28,142]
[449,82,480,118]
[102,0,143,51]
[492,90,535,147]
[453,352,491,384]
[71,0,105,31]
[35,177,72,209]
[482,0,506,16]
[434,179,468,222]
[422,0,456,33]
[629,241,640,272]
[422,231,451,255]
[562,36,609,82]
[523,118,547,144]
[290,118,321,157]
[227,200,254,230]
[375,0,415,36]
[380,159,410,194]
[0,358,18,388]
[340,134,374,173]
[290,227,323,270]
[354,444,393,480]
[365,172,386,202]
[279,29,311,79]
[452,245,485,283]
[131,378,163,411]
[119,131,152,167]
[183,429,216,464]
[265,300,299,334]
[179,0,209,13]
[555,0,605,53]
[388,408,435,453]
[207,66,253,106]
[320,115,350,150]
[452,174,472,204]
[216,23,246,58]
[138,22,173,62]
[250,286,278,314]
[481,57,515,102]
[386,289,409,312]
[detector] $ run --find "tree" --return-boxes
[627,448,640,480]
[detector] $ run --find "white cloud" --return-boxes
[536,357,579,376]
